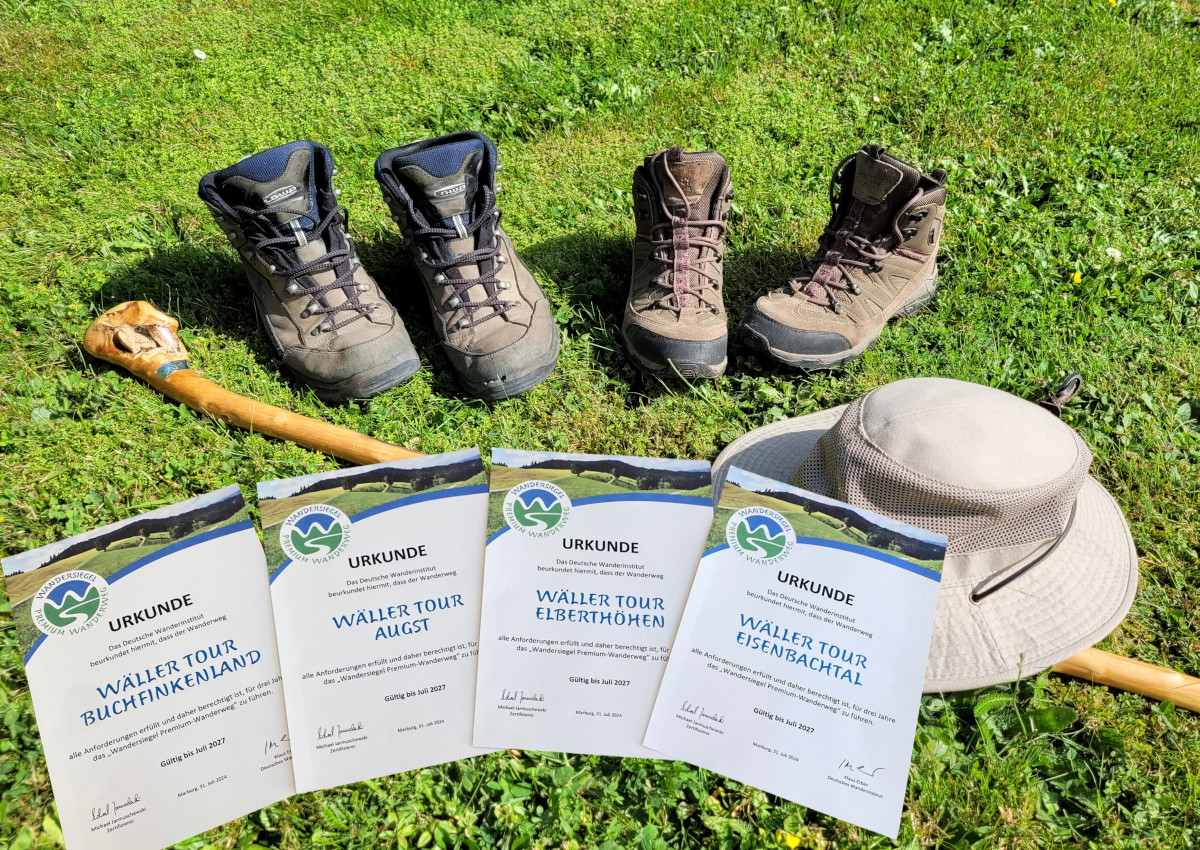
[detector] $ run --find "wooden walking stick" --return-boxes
[84,301,1200,711]
[83,301,421,466]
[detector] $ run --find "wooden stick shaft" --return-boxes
[1054,647,1200,711]
[154,369,422,466]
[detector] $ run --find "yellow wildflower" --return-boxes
[775,829,803,849]
[1072,272,1082,284]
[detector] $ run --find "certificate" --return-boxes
[259,449,492,792]
[644,467,945,838]
[2,485,294,850]
[473,449,712,756]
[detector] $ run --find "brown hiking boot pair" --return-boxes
[622,144,947,377]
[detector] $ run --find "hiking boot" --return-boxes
[199,140,420,403]
[624,147,732,379]
[739,144,946,370]
[374,132,559,400]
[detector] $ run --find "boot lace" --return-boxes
[234,203,375,334]
[786,153,927,316]
[642,149,726,314]
[410,188,511,330]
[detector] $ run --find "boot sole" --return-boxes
[456,331,560,401]
[293,356,423,405]
[740,275,937,371]
[625,343,728,380]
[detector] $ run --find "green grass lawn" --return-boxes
[2,0,1199,847]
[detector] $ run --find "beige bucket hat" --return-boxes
[712,377,1139,692]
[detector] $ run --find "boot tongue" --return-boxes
[848,144,921,235]
[220,141,320,232]
[391,138,486,228]
[800,146,922,303]
[653,148,726,220]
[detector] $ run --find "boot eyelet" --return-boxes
[831,301,844,315]
[267,264,277,274]
[242,249,253,258]
[457,318,470,330]
[447,296,461,308]
[497,255,507,265]
[226,231,237,241]
[357,283,369,292]
[286,283,300,295]
[433,273,446,284]
[498,280,510,290]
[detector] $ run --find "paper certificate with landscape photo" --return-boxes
[1,486,295,850]
[643,467,946,839]
[260,449,493,793]
[473,449,713,757]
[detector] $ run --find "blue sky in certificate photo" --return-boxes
[726,467,948,546]
[494,448,709,471]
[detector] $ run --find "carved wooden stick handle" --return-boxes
[83,301,422,465]
[85,303,1199,710]
[1053,647,1200,712]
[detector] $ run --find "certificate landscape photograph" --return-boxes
[259,452,488,575]
[707,474,945,574]
[484,450,712,539]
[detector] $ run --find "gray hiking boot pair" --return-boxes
[622,144,946,377]
[199,134,557,403]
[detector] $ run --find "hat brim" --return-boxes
[713,410,1139,693]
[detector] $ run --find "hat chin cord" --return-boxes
[968,501,1079,604]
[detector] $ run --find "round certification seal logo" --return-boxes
[32,570,109,637]
[727,506,794,565]
[280,504,351,563]
[503,480,570,537]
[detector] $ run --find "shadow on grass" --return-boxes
[90,230,833,406]
[91,238,460,402]
[521,226,821,398]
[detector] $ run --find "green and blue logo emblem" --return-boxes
[32,570,109,637]
[280,504,351,564]
[727,507,794,565]
[503,480,570,537]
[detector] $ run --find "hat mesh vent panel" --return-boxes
[797,396,1092,556]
